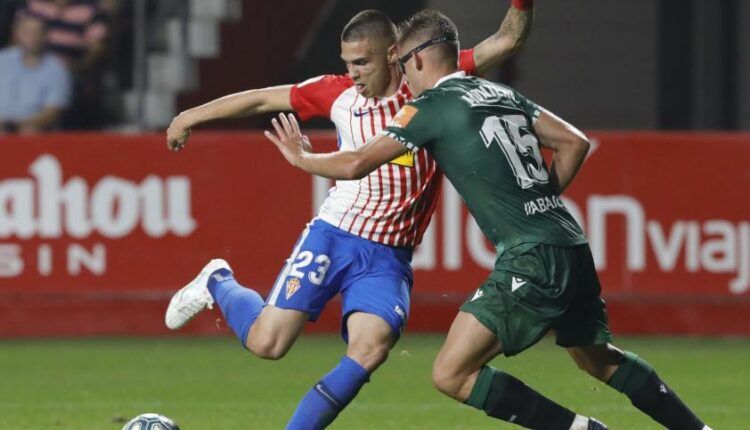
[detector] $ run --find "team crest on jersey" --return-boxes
[285,277,302,300]
[392,105,418,128]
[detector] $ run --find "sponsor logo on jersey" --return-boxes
[389,152,415,167]
[285,277,302,300]
[523,195,567,216]
[391,105,418,128]
[471,289,484,301]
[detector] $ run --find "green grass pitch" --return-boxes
[2,335,748,429]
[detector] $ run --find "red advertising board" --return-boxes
[0,132,748,337]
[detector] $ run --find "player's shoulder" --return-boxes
[296,74,354,91]
[415,77,478,108]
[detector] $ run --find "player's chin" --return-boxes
[355,84,369,96]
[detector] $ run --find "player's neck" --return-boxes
[378,66,403,98]
[425,65,460,89]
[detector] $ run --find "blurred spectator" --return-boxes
[0,13,71,134]
[21,0,108,73]
[20,0,112,129]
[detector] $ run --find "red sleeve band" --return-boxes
[511,0,534,11]
[458,49,478,76]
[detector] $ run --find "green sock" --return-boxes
[607,351,705,430]
[607,351,653,394]
[465,366,575,430]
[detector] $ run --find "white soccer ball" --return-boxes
[121,413,180,430]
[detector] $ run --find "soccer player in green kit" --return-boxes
[265,9,712,430]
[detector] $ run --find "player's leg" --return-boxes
[286,240,411,430]
[286,313,395,430]
[345,311,396,372]
[245,306,307,359]
[433,311,600,430]
[165,259,306,357]
[446,244,608,430]
[165,220,336,360]
[566,343,711,430]
[249,220,343,360]
[165,259,266,348]
[554,244,710,429]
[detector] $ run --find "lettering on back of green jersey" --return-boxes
[460,83,516,107]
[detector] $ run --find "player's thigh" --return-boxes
[460,270,559,358]
[345,312,397,372]
[247,306,308,357]
[552,245,613,349]
[340,244,413,343]
[434,311,502,376]
[432,311,502,399]
[266,220,345,322]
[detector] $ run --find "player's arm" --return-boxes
[265,113,406,180]
[472,0,534,75]
[167,85,293,151]
[532,109,590,194]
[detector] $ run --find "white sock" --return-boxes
[569,415,589,430]
[702,426,713,430]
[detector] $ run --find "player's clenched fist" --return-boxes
[166,114,192,151]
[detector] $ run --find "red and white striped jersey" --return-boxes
[289,49,477,248]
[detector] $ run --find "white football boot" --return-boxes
[165,258,232,330]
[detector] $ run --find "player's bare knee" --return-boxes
[247,335,289,360]
[431,369,464,399]
[347,340,390,372]
[431,360,465,399]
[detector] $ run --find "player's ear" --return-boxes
[386,44,399,64]
[414,52,424,71]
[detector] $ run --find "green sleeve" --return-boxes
[513,88,542,124]
[382,97,441,151]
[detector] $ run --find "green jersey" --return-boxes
[384,72,586,259]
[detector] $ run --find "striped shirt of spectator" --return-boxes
[22,0,107,65]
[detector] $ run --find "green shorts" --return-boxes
[460,243,612,356]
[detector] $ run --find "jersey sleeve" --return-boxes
[458,49,477,76]
[289,74,353,120]
[382,97,440,151]
[512,88,542,124]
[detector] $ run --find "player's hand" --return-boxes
[264,113,312,166]
[166,114,192,152]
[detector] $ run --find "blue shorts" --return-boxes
[266,219,413,342]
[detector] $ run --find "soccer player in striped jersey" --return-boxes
[164,2,534,429]
[265,9,712,430]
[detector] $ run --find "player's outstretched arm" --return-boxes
[166,85,293,151]
[472,0,534,75]
[265,113,407,180]
[533,109,590,194]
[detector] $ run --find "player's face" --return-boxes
[340,37,397,98]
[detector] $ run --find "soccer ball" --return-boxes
[121,413,180,430]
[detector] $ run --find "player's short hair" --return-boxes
[397,10,459,63]
[341,10,397,45]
